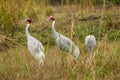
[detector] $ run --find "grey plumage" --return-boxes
[25,18,45,66]
[85,35,96,59]
[49,16,80,60]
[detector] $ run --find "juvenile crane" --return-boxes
[48,16,80,60]
[85,35,96,59]
[25,18,45,66]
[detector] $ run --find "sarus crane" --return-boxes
[85,35,96,59]
[25,18,45,67]
[48,16,80,60]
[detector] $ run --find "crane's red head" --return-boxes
[49,16,55,21]
[26,18,32,24]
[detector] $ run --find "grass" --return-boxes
[0,42,119,80]
[0,0,120,80]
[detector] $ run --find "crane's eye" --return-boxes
[50,16,55,21]
[27,18,32,23]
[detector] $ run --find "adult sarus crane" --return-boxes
[48,16,80,60]
[85,35,96,59]
[25,18,45,66]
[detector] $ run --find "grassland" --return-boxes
[0,0,120,80]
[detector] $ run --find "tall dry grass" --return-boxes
[0,42,120,79]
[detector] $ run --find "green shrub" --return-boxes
[45,7,53,16]
[115,0,120,4]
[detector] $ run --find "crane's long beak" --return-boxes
[21,19,26,23]
[24,18,27,22]
[20,19,27,25]
[46,17,50,21]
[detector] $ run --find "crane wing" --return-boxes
[28,36,44,55]
[85,35,96,52]
[56,34,74,52]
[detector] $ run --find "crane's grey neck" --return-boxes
[25,23,30,38]
[52,20,58,39]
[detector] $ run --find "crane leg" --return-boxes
[61,52,66,66]
[67,54,76,66]
[90,52,93,60]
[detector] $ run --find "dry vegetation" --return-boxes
[0,0,120,80]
